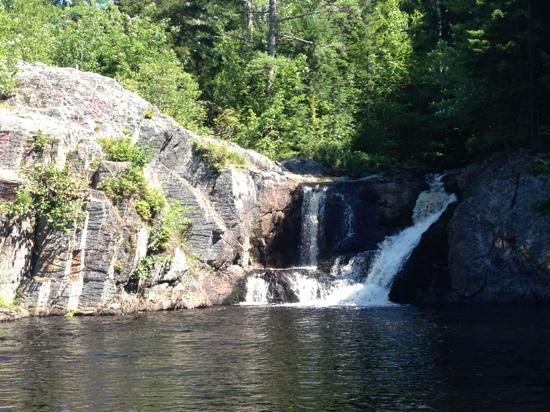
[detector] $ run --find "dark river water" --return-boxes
[1,305,550,411]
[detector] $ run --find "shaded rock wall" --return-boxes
[393,152,550,303]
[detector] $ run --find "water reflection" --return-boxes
[1,306,550,410]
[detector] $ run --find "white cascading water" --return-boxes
[242,174,456,307]
[299,185,327,267]
[242,276,270,305]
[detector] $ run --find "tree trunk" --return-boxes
[245,0,254,39]
[268,0,278,57]
[266,0,278,91]
[434,0,443,40]
[526,0,539,144]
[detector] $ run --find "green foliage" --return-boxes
[191,140,248,174]
[100,167,166,223]
[0,59,16,99]
[3,0,550,170]
[113,262,124,274]
[131,255,165,281]
[98,137,165,223]
[64,309,76,318]
[0,296,14,308]
[32,130,51,154]
[148,201,192,255]
[99,137,152,167]
[100,167,146,202]
[144,108,154,119]
[5,164,86,231]
[0,0,204,129]
[134,187,165,223]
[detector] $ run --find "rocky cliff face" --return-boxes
[0,63,307,318]
[392,152,550,303]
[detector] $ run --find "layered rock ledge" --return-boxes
[0,62,313,318]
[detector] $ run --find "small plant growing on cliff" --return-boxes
[144,107,154,119]
[99,136,152,167]
[5,164,86,231]
[191,140,247,174]
[113,262,124,274]
[0,60,16,100]
[0,296,14,308]
[148,201,192,254]
[100,167,166,223]
[64,309,76,318]
[98,137,164,223]
[131,256,166,281]
[31,130,51,154]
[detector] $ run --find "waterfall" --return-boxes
[325,174,456,306]
[242,276,269,305]
[242,174,456,307]
[299,185,327,267]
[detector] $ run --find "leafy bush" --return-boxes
[131,255,167,281]
[148,201,192,254]
[100,167,166,223]
[32,130,51,154]
[98,137,165,223]
[0,296,14,308]
[134,187,165,223]
[0,0,204,130]
[100,166,146,202]
[0,60,16,99]
[191,140,247,174]
[99,137,152,167]
[5,164,86,231]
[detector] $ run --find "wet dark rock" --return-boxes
[280,158,330,176]
[397,152,550,304]
[446,152,550,303]
[322,173,426,259]
[389,205,456,304]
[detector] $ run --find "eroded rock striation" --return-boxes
[0,62,308,318]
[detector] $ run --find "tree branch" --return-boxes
[277,8,348,23]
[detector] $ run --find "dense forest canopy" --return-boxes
[1,0,548,171]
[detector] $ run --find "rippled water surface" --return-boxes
[1,306,550,410]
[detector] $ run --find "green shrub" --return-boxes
[0,296,14,308]
[144,108,154,119]
[5,164,86,231]
[100,167,166,224]
[100,166,147,202]
[32,130,51,154]
[99,137,152,167]
[0,60,16,99]
[135,187,166,223]
[191,140,247,174]
[113,262,124,274]
[148,201,192,254]
[131,255,166,281]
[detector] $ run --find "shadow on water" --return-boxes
[1,305,550,410]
